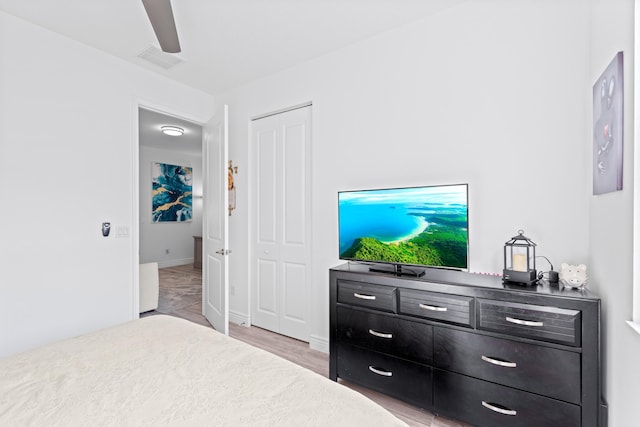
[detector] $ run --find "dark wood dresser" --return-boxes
[329,263,607,427]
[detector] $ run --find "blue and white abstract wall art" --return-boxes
[151,162,193,222]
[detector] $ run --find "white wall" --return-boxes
[139,146,203,267]
[589,1,640,426]
[3,1,637,422]
[0,11,214,357]
[216,0,592,350]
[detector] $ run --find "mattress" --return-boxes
[0,315,407,426]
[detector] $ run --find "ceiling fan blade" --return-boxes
[141,0,181,53]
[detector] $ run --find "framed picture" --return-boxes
[593,51,623,195]
[151,162,193,222]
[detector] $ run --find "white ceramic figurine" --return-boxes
[559,263,588,289]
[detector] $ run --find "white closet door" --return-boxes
[251,106,311,342]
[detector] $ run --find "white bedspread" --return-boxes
[0,315,407,426]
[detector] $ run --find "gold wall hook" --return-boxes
[228,160,238,215]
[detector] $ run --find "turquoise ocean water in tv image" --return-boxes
[339,202,424,250]
[339,185,468,269]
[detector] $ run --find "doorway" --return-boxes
[250,105,312,342]
[137,107,205,319]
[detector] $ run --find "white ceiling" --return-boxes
[0,0,465,96]
[139,108,203,155]
[1,0,465,154]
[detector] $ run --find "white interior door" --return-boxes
[251,106,312,342]
[203,105,229,334]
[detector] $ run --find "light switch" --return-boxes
[116,226,130,238]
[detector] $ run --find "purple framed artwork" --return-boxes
[593,51,623,195]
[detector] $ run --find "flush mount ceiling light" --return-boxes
[161,125,184,136]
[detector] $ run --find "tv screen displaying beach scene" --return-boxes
[338,184,468,270]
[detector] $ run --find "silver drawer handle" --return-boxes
[419,303,447,312]
[368,329,393,339]
[481,355,517,368]
[506,316,544,327]
[354,293,376,300]
[368,366,393,377]
[482,401,517,416]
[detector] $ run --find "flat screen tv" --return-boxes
[338,184,468,276]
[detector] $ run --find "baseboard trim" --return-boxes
[157,259,193,269]
[309,334,329,354]
[229,310,249,326]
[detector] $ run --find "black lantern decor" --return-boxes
[503,229,537,285]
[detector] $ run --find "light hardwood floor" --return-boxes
[144,264,468,427]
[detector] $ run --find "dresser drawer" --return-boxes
[337,280,397,312]
[337,306,433,365]
[434,370,580,427]
[434,327,580,404]
[337,343,432,409]
[478,299,581,346]
[399,289,474,326]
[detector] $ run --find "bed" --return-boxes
[0,315,407,426]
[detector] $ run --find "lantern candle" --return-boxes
[512,253,528,272]
[503,229,537,285]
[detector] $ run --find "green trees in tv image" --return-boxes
[341,214,468,269]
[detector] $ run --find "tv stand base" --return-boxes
[368,264,425,277]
